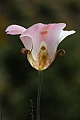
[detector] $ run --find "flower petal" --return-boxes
[21,23,66,61]
[39,23,66,61]
[59,30,76,43]
[20,36,33,51]
[5,25,26,35]
[20,23,45,59]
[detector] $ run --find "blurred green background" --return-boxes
[0,0,80,120]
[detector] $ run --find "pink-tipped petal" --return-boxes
[5,25,26,35]
[59,30,76,43]
[20,36,33,51]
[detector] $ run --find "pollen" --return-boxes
[40,31,48,35]
[38,47,48,70]
[42,55,47,60]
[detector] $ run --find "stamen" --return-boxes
[21,48,31,54]
[56,49,65,56]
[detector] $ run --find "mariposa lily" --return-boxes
[6,23,75,70]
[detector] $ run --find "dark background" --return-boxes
[0,0,80,120]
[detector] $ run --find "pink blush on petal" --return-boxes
[40,31,48,35]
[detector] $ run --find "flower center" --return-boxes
[38,42,48,70]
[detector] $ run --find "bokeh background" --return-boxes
[0,0,80,120]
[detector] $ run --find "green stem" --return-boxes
[0,99,2,120]
[36,70,42,120]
